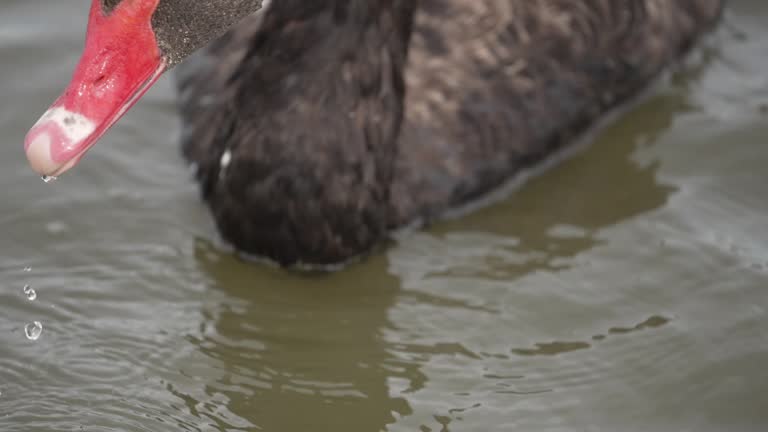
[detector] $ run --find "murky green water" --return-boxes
[2,1,768,431]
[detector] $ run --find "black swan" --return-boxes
[24,0,723,266]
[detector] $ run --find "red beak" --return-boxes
[24,0,164,177]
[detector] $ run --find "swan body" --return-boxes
[25,0,723,266]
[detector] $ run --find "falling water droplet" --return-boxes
[23,285,37,301]
[24,321,43,341]
[41,175,57,183]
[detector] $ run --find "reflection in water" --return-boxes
[190,241,419,431]
[512,341,592,357]
[607,314,670,335]
[511,315,671,356]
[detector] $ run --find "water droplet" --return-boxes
[41,175,57,183]
[23,285,37,301]
[23,267,32,272]
[24,321,43,341]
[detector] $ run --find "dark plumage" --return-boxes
[176,0,723,266]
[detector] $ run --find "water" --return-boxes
[1,1,768,431]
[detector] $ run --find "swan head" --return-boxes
[24,0,266,177]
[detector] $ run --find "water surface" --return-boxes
[1,1,768,431]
